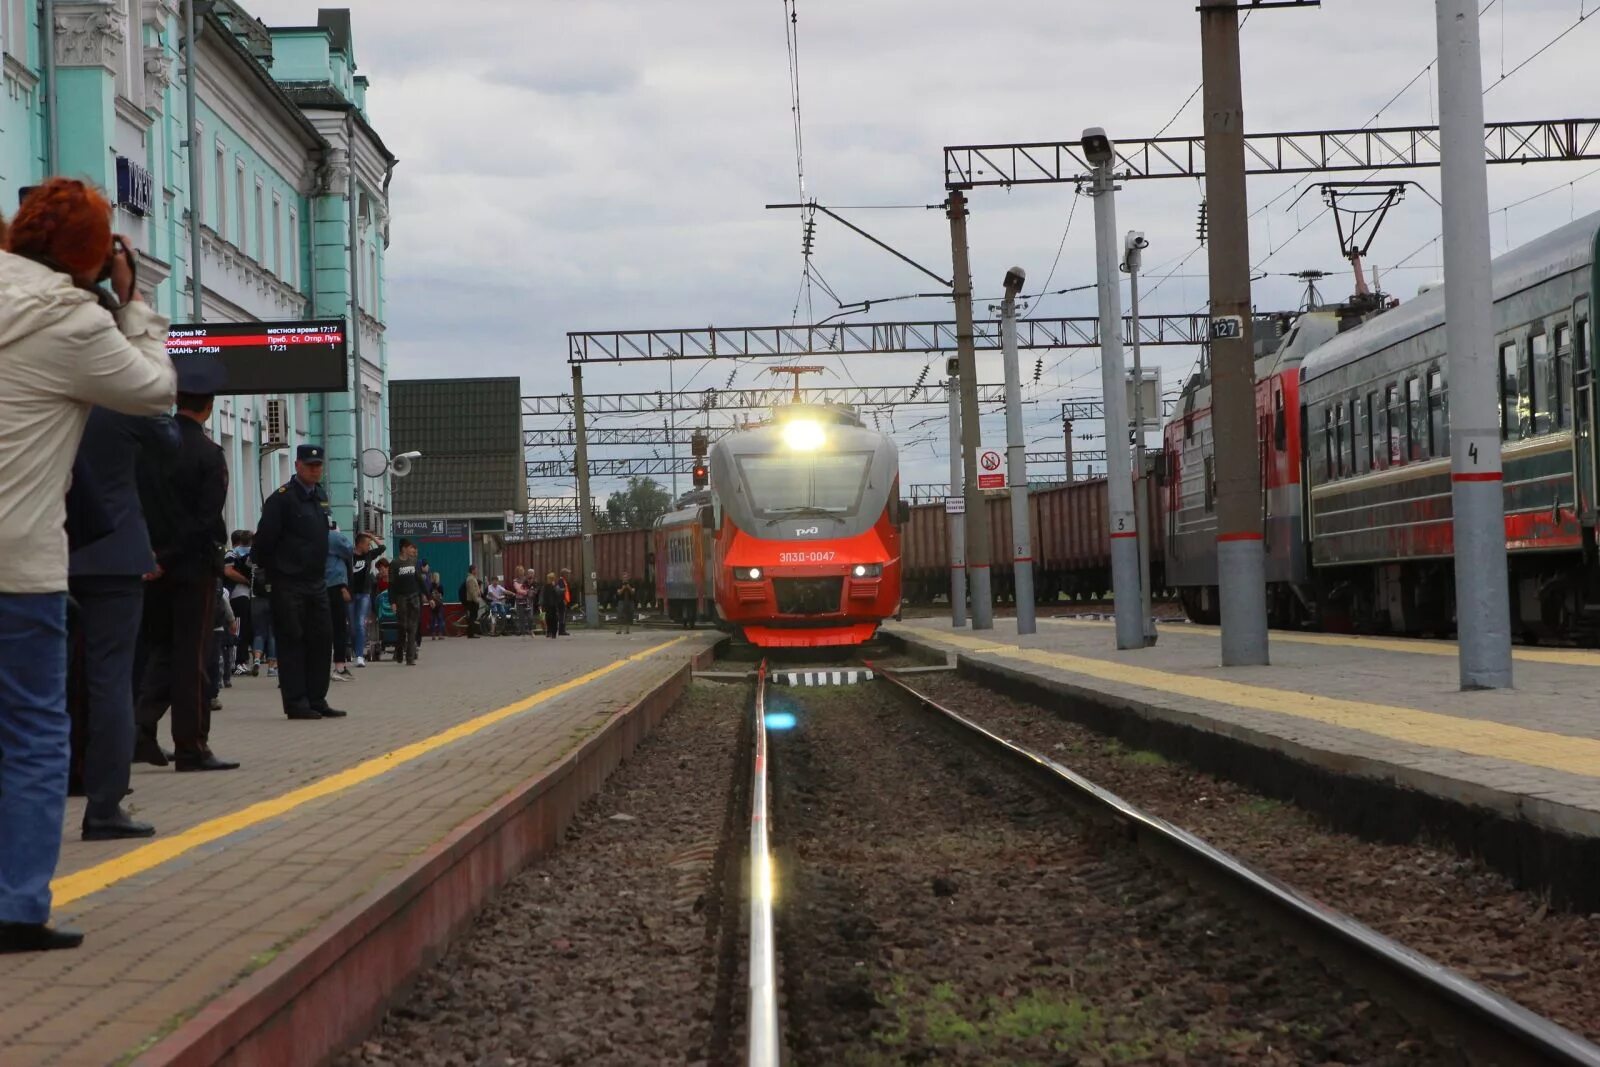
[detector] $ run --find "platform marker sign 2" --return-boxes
[978,448,1006,490]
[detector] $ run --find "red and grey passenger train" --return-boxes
[654,405,903,648]
[1165,210,1600,640]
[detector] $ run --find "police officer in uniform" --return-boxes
[253,445,347,720]
[133,359,239,772]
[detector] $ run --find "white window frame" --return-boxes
[254,177,265,264]
[288,208,300,288]
[234,160,246,255]
[271,193,282,277]
[213,143,227,236]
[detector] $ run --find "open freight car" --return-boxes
[901,476,1165,605]
[503,528,653,609]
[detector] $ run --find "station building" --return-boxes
[390,377,530,607]
[0,1,395,534]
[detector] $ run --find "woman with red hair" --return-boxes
[0,178,176,954]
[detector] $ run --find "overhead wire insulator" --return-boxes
[1032,357,1044,384]
[801,216,817,257]
[1196,199,1208,246]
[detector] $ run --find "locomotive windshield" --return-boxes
[734,451,874,520]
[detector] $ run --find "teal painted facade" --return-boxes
[0,1,394,536]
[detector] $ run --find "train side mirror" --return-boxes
[897,499,911,524]
[701,507,715,531]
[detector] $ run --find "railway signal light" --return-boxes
[691,430,709,458]
[692,462,709,487]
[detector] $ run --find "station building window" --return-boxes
[214,145,228,237]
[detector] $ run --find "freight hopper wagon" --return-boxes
[503,529,652,610]
[656,406,905,647]
[900,476,1167,606]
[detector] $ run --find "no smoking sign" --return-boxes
[977,449,1006,489]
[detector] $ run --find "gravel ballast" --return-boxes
[770,683,1454,1066]
[337,681,749,1067]
[902,669,1600,1045]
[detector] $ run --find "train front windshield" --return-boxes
[735,451,875,520]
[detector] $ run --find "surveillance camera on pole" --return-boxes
[1121,231,1158,646]
[999,265,1036,635]
[1084,126,1146,651]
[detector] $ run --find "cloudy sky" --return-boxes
[251,0,1600,501]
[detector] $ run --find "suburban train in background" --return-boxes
[653,405,905,648]
[512,212,1599,644]
[1166,210,1600,641]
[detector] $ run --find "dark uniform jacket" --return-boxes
[136,414,227,581]
[70,408,179,577]
[253,477,331,586]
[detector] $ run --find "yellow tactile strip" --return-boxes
[1035,616,1600,668]
[50,636,691,910]
[915,628,1600,780]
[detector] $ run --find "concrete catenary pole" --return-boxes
[1436,0,1513,689]
[183,0,203,322]
[946,190,993,629]
[947,373,968,628]
[1124,233,1157,645]
[1200,0,1270,665]
[1000,269,1035,634]
[572,364,600,628]
[1063,417,1074,482]
[668,362,679,499]
[1084,129,1145,651]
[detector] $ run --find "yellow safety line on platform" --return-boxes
[914,629,1600,779]
[1024,616,1600,668]
[51,636,691,910]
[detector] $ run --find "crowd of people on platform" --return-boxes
[0,178,653,957]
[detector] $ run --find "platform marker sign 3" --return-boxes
[978,448,1006,490]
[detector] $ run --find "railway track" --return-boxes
[740,661,1600,1065]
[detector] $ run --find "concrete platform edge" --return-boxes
[133,639,722,1067]
[884,631,1600,910]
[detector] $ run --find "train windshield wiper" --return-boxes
[764,506,847,526]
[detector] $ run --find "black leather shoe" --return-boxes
[175,751,240,772]
[285,705,322,720]
[133,736,171,767]
[312,705,348,718]
[82,808,157,841]
[0,921,84,954]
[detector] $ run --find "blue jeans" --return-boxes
[0,593,69,924]
[349,592,371,658]
[250,598,275,661]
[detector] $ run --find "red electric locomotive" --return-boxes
[654,405,904,647]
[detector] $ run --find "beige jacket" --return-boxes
[0,252,177,593]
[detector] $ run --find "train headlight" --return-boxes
[781,418,825,451]
[852,563,883,578]
[734,567,763,581]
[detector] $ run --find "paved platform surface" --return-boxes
[887,616,1600,833]
[0,630,717,1067]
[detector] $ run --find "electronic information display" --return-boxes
[166,319,349,395]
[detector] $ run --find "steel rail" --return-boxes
[871,666,1600,1066]
[747,660,780,1067]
